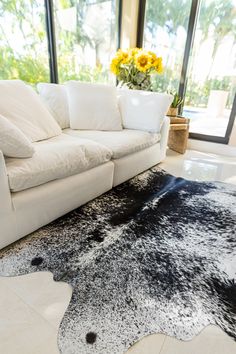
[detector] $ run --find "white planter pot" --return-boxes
[207,90,229,118]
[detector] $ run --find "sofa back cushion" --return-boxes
[37,83,70,129]
[0,80,62,142]
[66,81,122,131]
[118,89,173,133]
[0,114,35,158]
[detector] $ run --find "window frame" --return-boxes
[45,0,58,83]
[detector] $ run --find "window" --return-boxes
[183,0,236,138]
[143,0,192,92]
[0,1,50,83]
[54,0,119,83]
[140,0,236,143]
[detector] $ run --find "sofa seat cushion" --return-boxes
[6,134,112,192]
[63,129,160,159]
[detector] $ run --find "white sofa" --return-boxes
[0,81,171,249]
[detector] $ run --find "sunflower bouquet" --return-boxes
[110,48,163,91]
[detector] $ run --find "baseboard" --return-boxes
[188,139,236,157]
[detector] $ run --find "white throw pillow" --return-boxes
[37,83,70,129]
[0,80,62,142]
[118,89,173,133]
[66,81,122,131]
[0,114,35,158]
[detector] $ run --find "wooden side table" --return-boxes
[168,116,190,154]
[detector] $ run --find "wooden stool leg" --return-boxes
[168,127,189,154]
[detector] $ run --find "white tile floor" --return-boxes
[0,149,236,354]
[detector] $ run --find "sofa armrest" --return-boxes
[160,116,170,161]
[0,150,12,213]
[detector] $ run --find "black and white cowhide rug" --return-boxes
[0,168,236,354]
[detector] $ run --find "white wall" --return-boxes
[120,0,139,49]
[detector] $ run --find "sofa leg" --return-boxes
[160,116,170,161]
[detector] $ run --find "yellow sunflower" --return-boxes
[134,51,152,72]
[129,47,141,57]
[110,57,120,75]
[154,57,164,74]
[116,49,131,64]
[148,51,158,66]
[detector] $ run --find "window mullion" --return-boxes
[45,0,58,83]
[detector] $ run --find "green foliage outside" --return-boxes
[0,0,50,84]
[0,0,115,85]
[0,47,49,84]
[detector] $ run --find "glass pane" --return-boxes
[143,0,192,92]
[54,0,118,83]
[0,1,50,84]
[184,0,236,137]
